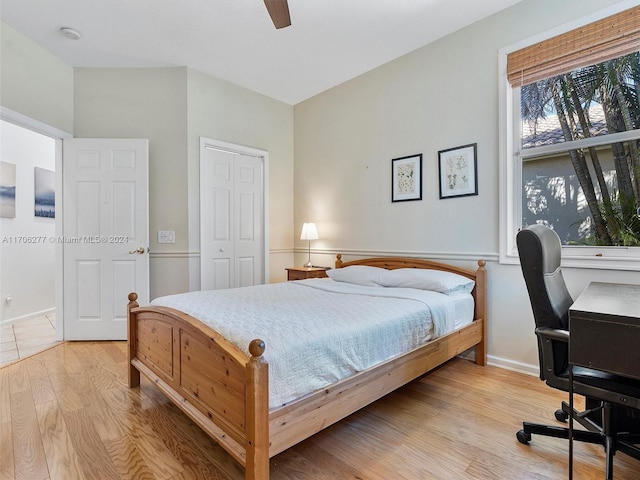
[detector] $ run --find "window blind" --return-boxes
[507,5,640,86]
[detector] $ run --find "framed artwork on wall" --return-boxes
[0,161,16,218]
[34,167,55,218]
[438,143,478,199]
[391,154,422,202]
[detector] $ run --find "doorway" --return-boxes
[0,116,64,365]
[0,109,150,348]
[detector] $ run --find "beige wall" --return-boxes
[74,68,294,296]
[186,70,294,286]
[73,67,191,298]
[292,0,639,373]
[293,0,627,256]
[74,67,189,250]
[0,22,74,133]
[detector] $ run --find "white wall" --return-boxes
[292,0,639,374]
[0,120,56,323]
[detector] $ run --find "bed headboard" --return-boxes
[335,253,483,281]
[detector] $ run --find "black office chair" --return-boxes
[515,224,640,479]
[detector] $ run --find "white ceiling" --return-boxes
[0,0,523,105]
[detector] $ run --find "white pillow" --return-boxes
[373,268,475,295]
[326,265,387,287]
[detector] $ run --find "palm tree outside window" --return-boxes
[519,51,640,246]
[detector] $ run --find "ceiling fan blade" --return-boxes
[264,0,291,29]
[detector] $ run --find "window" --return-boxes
[500,4,640,270]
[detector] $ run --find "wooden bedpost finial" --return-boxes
[128,292,139,310]
[336,253,343,268]
[477,260,486,268]
[249,339,266,357]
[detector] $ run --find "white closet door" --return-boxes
[201,145,264,290]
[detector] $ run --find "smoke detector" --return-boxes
[60,27,81,40]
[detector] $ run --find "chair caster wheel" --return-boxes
[516,429,531,444]
[555,409,569,422]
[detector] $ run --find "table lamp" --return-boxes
[300,222,319,267]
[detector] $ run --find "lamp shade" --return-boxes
[300,222,319,241]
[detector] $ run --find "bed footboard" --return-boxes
[127,293,269,480]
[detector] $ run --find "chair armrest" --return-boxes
[535,326,570,386]
[535,327,569,343]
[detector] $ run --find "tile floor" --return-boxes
[0,313,60,368]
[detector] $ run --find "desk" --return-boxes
[570,282,640,380]
[568,282,640,479]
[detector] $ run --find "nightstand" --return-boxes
[286,266,330,281]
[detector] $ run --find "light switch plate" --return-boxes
[158,230,175,243]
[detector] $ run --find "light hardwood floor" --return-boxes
[1,342,639,479]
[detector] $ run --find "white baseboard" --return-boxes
[487,354,539,377]
[455,352,538,377]
[1,308,55,327]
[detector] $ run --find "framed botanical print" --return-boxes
[438,143,478,199]
[392,154,422,202]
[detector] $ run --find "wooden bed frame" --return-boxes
[127,255,487,480]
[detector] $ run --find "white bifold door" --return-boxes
[200,144,265,290]
[63,138,149,340]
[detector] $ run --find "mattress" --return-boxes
[151,278,474,408]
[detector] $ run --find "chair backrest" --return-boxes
[517,225,574,382]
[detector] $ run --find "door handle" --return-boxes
[129,247,145,255]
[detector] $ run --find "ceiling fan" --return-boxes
[264,0,291,29]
